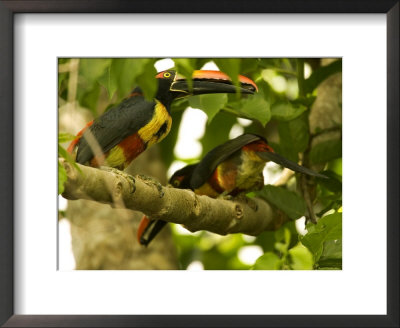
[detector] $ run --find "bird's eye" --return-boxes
[163,72,171,78]
[173,179,180,187]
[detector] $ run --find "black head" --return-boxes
[169,163,198,190]
[155,70,180,107]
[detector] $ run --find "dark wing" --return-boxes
[76,96,155,164]
[190,134,261,189]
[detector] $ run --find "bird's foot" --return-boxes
[217,191,233,200]
[233,194,258,212]
[99,166,136,193]
[137,174,164,198]
[216,192,257,211]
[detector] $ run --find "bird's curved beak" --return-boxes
[171,70,258,95]
[256,151,328,179]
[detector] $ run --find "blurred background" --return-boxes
[58,58,342,270]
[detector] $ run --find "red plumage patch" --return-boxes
[118,133,146,164]
[242,140,274,153]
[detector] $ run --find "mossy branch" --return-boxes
[60,158,287,236]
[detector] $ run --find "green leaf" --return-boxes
[58,133,76,144]
[98,64,118,100]
[304,59,342,94]
[256,185,307,220]
[135,59,158,100]
[58,72,68,94]
[252,252,282,270]
[58,161,67,194]
[113,58,158,99]
[269,141,298,164]
[271,100,307,121]
[58,58,69,65]
[278,112,309,161]
[288,243,314,270]
[301,212,342,262]
[309,138,342,164]
[318,170,342,193]
[255,221,299,255]
[173,58,195,90]
[227,94,271,126]
[78,59,112,110]
[115,59,142,97]
[58,144,70,160]
[97,58,157,101]
[240,59,259,74]
[80,86,101,113]
[327,158,342,176]
[58,144,83,174]
[79,58,112,87]
[200,111,237,157]
[258,58,295,73]
[318,239,342,269]
[189,94,228,122]
[213,58,241,87]
[295,96,317,108]
[256,79,274,104]
[274,227,291,255]
[254,230,276,253]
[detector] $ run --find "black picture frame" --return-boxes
[0,1,398,327]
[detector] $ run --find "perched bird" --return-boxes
[67,70,257,169]
[137,133,326,246]
[190,133,326,197]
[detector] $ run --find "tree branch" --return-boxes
[60,158,287,236]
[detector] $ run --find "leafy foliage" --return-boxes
[58,57,342,270]
[189,94,228,122]
[226,94,271,126]
[58,161,67,195]
[252,227,314,270]
[309,139,342,164]
[256,185,307,220]
[301,212,342,265]
[271,100,307,121]
[58,133,82,194]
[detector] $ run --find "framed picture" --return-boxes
[1,1,398,327]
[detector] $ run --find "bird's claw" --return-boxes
[138,174,164,198]
[218,192,234,201]
[233,193,258,211]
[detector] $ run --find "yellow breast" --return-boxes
[236,150,265,190]
[138,100,172,147]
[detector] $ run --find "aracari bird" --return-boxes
[67,70,257,169]
[138,133,326,246]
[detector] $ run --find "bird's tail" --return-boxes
[66,120,94,154]
[257,151,328,179]
[137,215,168,246]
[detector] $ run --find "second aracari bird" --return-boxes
[138,133,327,246]
[67,70,257,169]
